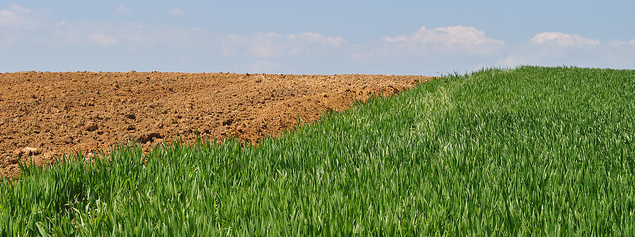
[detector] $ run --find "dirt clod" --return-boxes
[138,132,162,144]
[14,147,39,157]
[85,122,98,132]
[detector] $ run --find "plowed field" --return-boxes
[0,71,428,179]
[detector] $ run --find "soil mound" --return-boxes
[1,71,429,179]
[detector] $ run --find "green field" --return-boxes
[2,66,634,235]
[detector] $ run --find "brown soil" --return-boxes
[1,71,429,179]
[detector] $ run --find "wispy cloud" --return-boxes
[604,39,635,68]
[0,4,44,29]
[48,20,214,51]
[0,4,23,27]
[290,32,345,46]
[608,39,635,47]
[0,4,46,49]
[530,32,600,47]
[498,32,631,69]
[221,32,346,58]
[384,25,505,55]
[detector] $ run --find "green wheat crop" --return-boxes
[1,66,634,236]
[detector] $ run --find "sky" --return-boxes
[1,0,634,75]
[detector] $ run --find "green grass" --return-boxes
[1,66,634,235]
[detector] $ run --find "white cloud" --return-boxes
[0,5,22,27]
[0,4,45,49]
[384,25,505,54]
[115,5,130,14]
[0,4,43,29]
[530,32,600,47]
[222,32,346,58]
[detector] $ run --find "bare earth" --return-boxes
[0,71,429,179]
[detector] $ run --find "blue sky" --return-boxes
[1,0,634,75]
